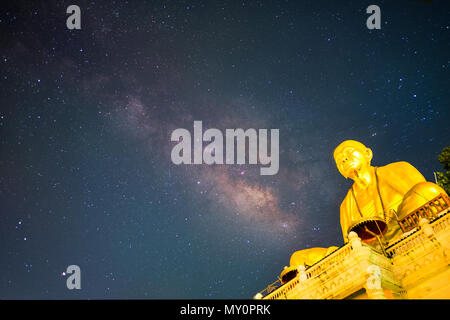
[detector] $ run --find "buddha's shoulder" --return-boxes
[377,161,425,183]
[377,161,417,173]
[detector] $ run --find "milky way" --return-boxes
[112,89,300,236]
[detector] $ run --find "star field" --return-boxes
[0,0,449,298]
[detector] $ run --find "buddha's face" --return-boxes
[334,145,372,180]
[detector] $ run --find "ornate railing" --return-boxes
[431,209,450,233]
[261,242,355,299]
[257,278,283,297]
[304,244,353,280]
[263,278,301,300]
[386,209,449,257]
[398,194,449,232]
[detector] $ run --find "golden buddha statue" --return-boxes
[279,247,338,283]
[334,140,426,244]
[256,142,450,300]
[289,247,338,267]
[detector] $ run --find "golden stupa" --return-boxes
[255,140,450,299]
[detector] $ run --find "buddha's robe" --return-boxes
[340,161,425,243]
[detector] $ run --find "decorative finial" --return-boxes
[253,293,263,300]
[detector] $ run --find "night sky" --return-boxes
[1,0,449,299]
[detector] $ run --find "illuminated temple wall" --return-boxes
[260,209,450,299]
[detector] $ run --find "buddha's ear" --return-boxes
[364,148,373,161]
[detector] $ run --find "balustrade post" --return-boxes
[253,293,263,300]
[420,218,434,238]
[348,231,362,250]
[297,265,307,282]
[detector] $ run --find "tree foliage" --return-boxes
[436,146,450,194]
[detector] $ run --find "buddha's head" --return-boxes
[333,140,373,180]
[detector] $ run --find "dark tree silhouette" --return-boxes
[436,146,450,194]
